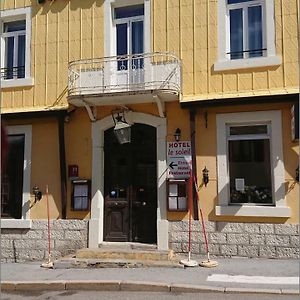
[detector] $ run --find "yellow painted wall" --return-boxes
[1,0,104,112]
[1,1,298,224]
[152,0,299,101]
[4,118,62,219]
[1,0,298,113]
[64,104,161,219]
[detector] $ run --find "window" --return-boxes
[0,7,33,88]
[2,20,26,79]
[228,0,264,59]
[114,5,144,71]
[1,125,32,228]
[216,111,290,217]
[215,0,281,71]
[228,125,272,205]
[104,0,150,59]
[71,180,91,211]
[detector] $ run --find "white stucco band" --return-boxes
[89,112,168,250]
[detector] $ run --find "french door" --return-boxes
[104,124,157,244]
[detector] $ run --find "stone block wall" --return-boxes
[1,220,88,262]
[169,221,299,259]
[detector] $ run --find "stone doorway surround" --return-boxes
[89,112,168,250]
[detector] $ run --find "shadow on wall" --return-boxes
[30,0,104,16]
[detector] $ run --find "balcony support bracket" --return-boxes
[154,95,165,118]
[83,102,97,122]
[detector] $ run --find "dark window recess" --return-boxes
[228,138,272,205]
[115,5,144,19]
[229,125,268,136]
[4,20,25,32]
[228,0,254,4]
[1,134,25,218]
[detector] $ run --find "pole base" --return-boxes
[41,259,54,269]
[180,259,198,267]
[199,259,218,268]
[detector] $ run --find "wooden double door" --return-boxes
[104,124,157,244]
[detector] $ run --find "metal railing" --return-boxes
[68,52,182,97]
[1,66,25,80]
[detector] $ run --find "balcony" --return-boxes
[67,52,182,108]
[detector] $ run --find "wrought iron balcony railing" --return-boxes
[1,66,25,80]
[68,52,181,98]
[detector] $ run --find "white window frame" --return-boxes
[216,110,291,217]
[0,7,34,88]
[1,125,32,229]
[214,0,281,71]
[104,0,150,57]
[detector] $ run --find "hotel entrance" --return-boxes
[104,123,157,244]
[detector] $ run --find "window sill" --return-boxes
[214,56,281,72]
[215,205,291,218]
[1,219,32,229]
[1,77,34,88]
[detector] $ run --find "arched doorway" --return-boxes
[103,123,157,243]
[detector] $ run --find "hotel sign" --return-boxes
[167,141,192,179]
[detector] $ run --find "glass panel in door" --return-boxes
[117,23,128,71]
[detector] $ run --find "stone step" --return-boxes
[75,247,175,261]
[99,242,157,251]
[53,243,183,269]
[54,257,183,269]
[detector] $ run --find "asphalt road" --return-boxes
[1,290,299,300]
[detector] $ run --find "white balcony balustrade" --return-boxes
[67,52,182,106]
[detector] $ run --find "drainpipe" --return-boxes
[190,108,199,220]
[58,112,67,219]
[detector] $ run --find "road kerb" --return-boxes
[65,280,121,291]
[15,281,65,291]
[280,289,300,295]
[1,282,16,290]
[171,284,225,293]
[120,280,170,292]
[1,280,299,295]
[225,287,282,295]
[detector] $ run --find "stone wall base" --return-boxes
[1,220,88,262]
[169,221,299,259]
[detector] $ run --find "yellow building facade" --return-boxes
[1,0,299,260]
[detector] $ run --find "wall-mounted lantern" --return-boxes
[174,128,181,142]
[111,109,131,144]
[32,186,42,202]
[202,166,209,187]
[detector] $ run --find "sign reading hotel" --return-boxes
[167,141,192,179]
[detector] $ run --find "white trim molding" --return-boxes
[214,0,281,71]
[89,112,168,250]
[0,7,33,87]
[1,125,32,229]
[216,110,290,218]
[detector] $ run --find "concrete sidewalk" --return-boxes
[1,256,299,295]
